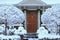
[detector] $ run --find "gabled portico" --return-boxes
[16,0,51,33]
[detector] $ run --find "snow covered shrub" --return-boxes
[0,24,5,34]
[37,26,48,38]
[41,4,60,34]
[14,24,27,35]
[0,5,25,26]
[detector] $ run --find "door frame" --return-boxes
[24,9,40,30]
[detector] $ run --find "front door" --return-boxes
[26,10,38,33]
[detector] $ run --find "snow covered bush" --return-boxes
[0,26,4,34]
[0,24,5,34]
[14,24,27,35]
[0,5,25,26]
[41,4,60,34]
[37,27,48,35]
[37,25,48,39]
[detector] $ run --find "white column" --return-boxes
[42,6,44,14]
[38,9,40,28]
[24,10,27,30]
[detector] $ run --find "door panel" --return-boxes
[26,10,38,33]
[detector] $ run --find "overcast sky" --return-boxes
[42,0,60,4]
[0,0,60,4]
[0,0,22,4]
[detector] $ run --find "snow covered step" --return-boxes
[28,38,39,40]
[23,38,39,40]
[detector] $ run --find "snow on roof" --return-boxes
[17,0,47,6]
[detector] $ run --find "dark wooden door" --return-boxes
[26,10,38,33]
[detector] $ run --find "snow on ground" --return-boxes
[0,34,20,40]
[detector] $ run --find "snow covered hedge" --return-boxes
[0,5,25,26]
[41,4,60,34]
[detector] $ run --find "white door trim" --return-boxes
[38,9,40,28]
[24,10,27,30]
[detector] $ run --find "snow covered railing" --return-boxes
[0,34,20,40]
